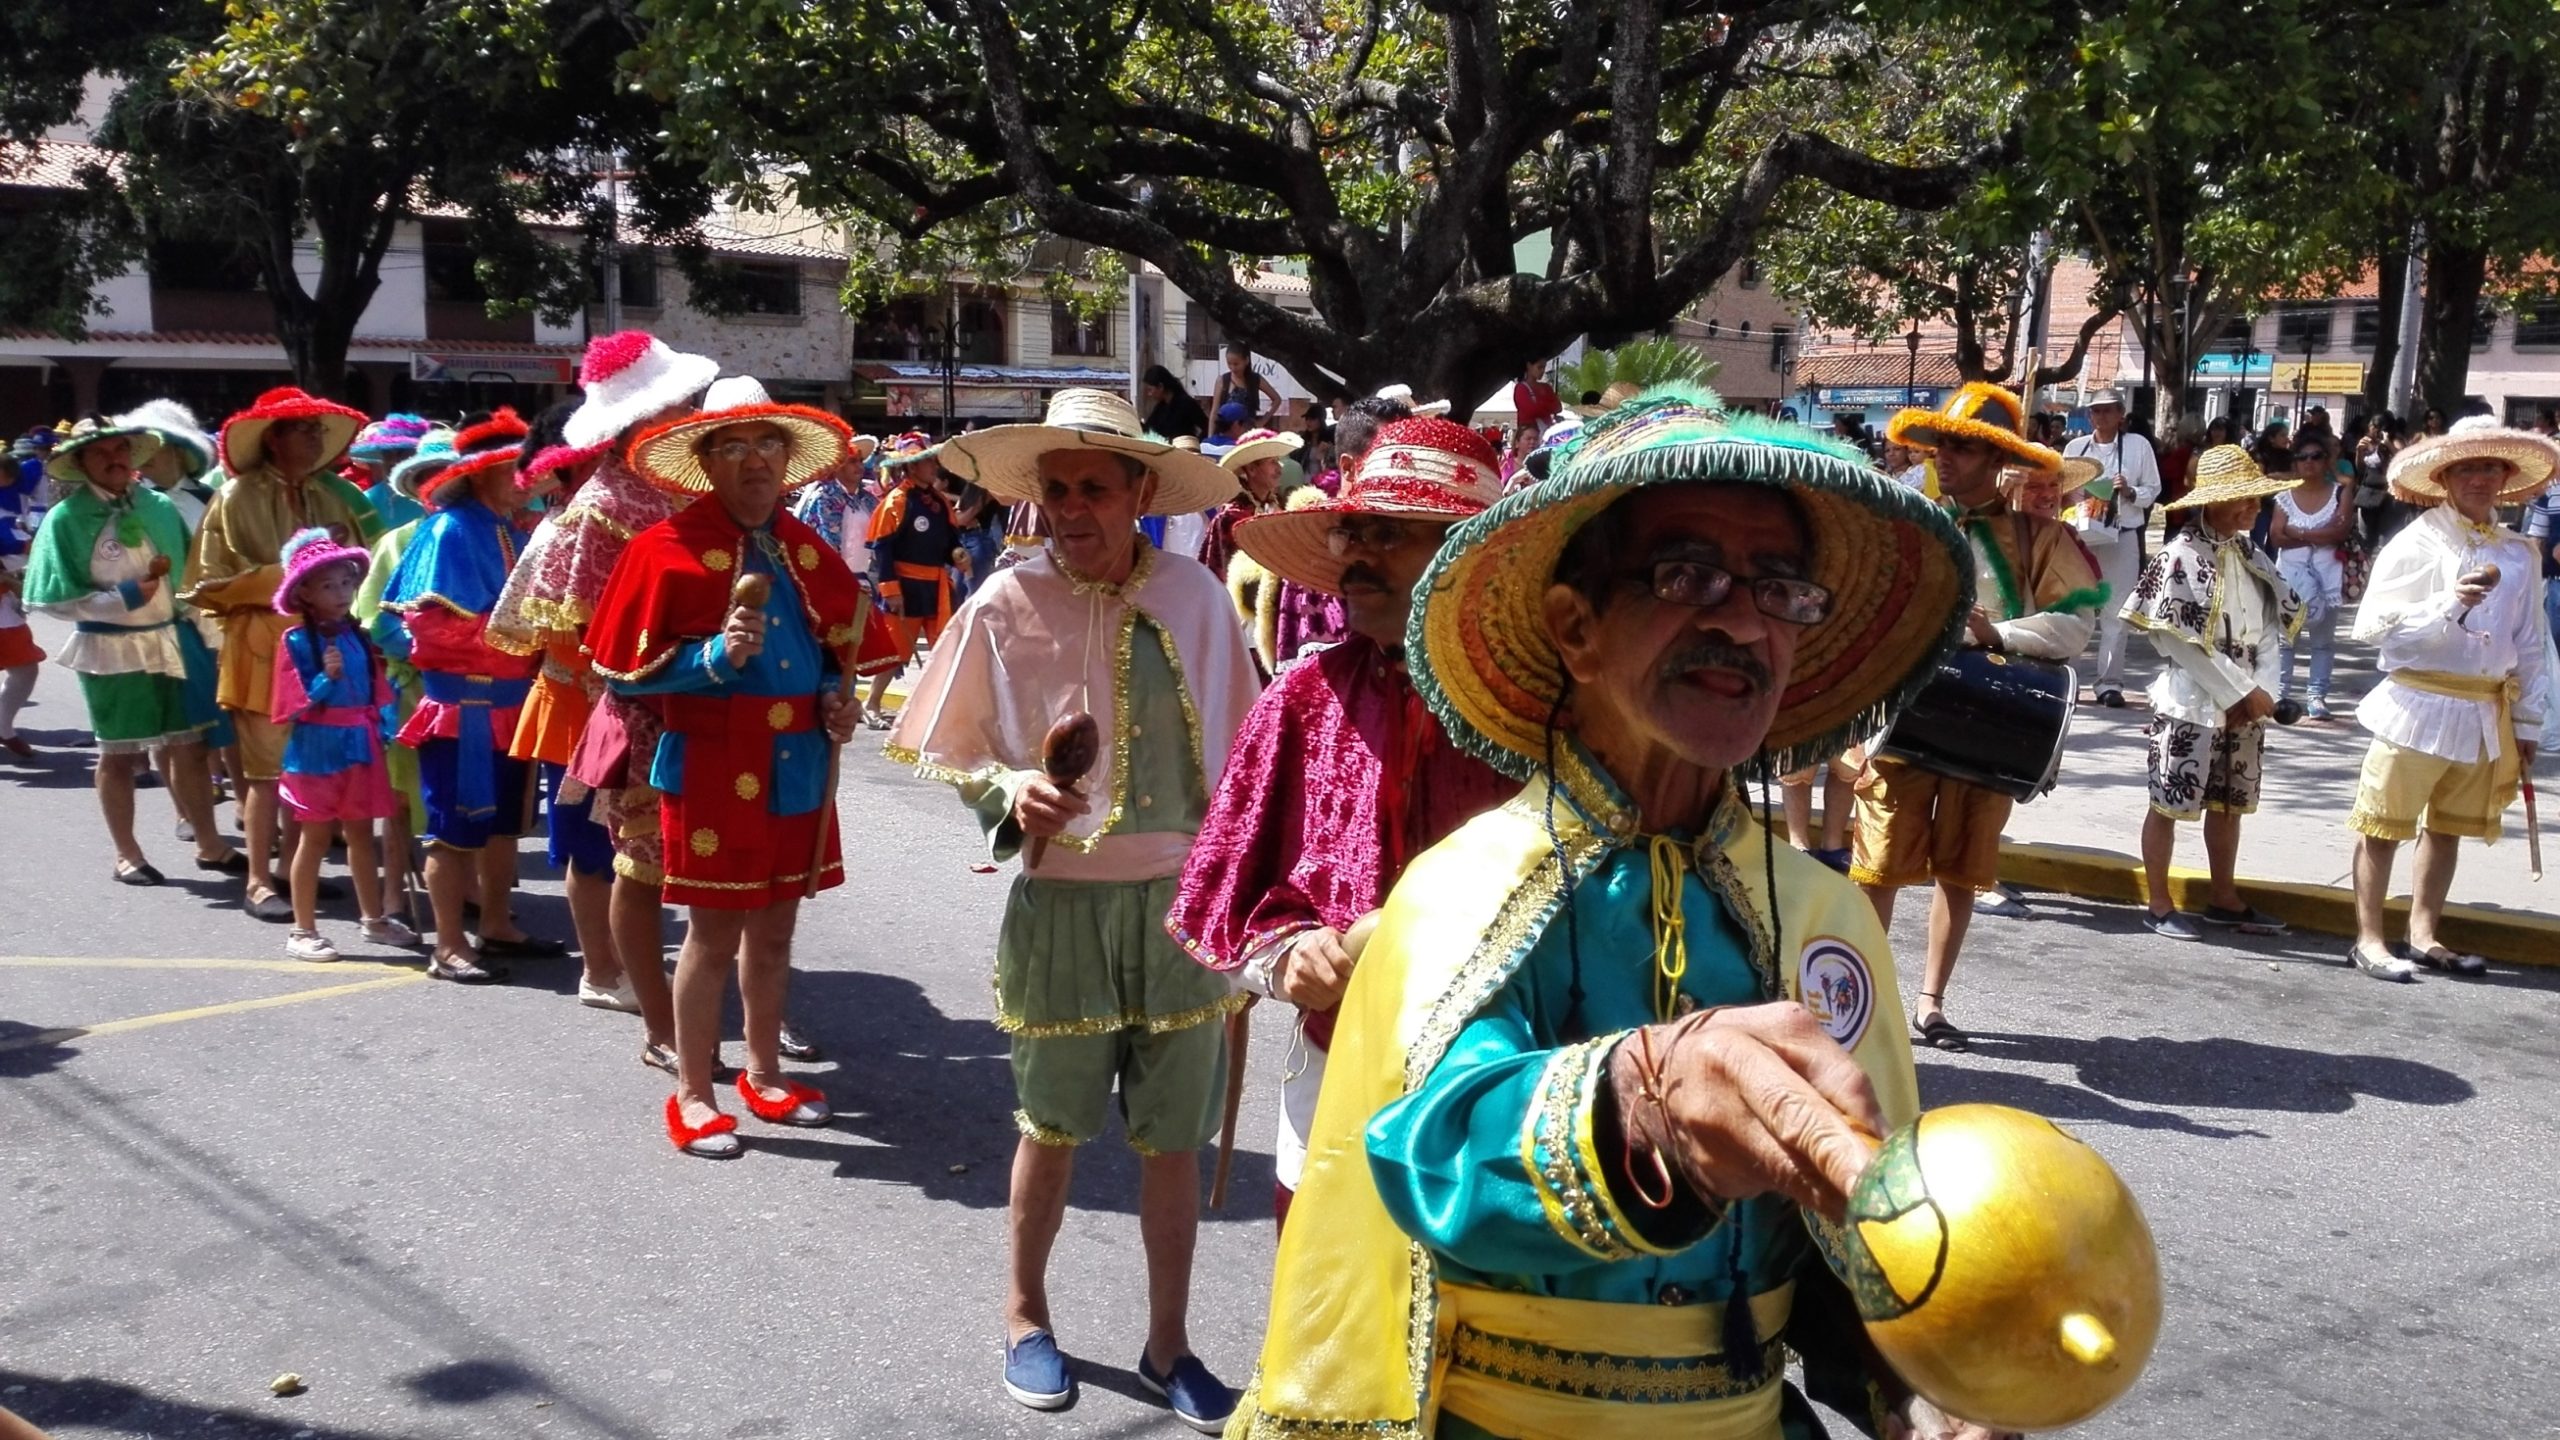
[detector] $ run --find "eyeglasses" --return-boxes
[1324,517,1428,555]
[1629,559,1831,625]
[705,435,795,464]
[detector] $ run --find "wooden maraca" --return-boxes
[731,570,771,612]
[1023,711,1100,869]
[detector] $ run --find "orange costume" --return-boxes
[866,474,960,657]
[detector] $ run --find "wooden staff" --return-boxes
[1212,909,1382,1209]
[1023,711,1099,870]
[2525,776,2544,883]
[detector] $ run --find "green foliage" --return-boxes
[1559,339,1720,402]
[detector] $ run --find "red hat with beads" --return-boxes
[1233,416,1500,596]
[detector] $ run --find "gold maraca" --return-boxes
[1817,1103,2161,1432]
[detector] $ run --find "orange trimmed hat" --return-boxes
[419,409,531,508]
[1235,417,1502,596]
[1409,386,1975,779]
[1886,382,2061,472]
[627,375,851,496]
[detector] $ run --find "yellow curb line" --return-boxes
[1998,841,2560,967]
[0,955,424,974]
[0,971,430,1054]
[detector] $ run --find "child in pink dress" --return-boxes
[271,527,415,960]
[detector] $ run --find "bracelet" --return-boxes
[1621,1010,1727,1215]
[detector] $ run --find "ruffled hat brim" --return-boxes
[44,424,166,486]
[627,404,851,496]
[1409,396,1975,780]
[219,390,367,475]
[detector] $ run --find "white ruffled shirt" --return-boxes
[34,485,187,680]
[2352,504,2552,763]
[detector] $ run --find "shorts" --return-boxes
[78,670,204,753]
[231,709,289,780]
[2146,716,2264,820]
[602,782,665,885]
[998,873,1240,1153]
[2349,736,2514,842]
[279,761,400,824]
[543,763,616,876]
[1849,756,2013,893]
[416,737,533,850]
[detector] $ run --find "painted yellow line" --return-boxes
[0,972,429,1054]
[0,955,425,974]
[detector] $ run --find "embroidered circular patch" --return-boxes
[912,516,930,532]
[1800,939,1874,1047]
[703,549,732,572]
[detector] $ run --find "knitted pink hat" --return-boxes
[273,526,372,614]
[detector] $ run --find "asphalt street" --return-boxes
[3,633,2557,1440]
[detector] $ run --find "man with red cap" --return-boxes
[182,387,385,918]
[1168,416,1517,1224]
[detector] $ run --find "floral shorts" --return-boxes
[2146,716,2263,820]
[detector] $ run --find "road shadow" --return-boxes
[1915,1060,2272,1140]
[0,1021,79,1078]
[1954,1030,2475,1115]
[2,1369,409,1438]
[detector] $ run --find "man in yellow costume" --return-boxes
[1232,390,2005,1440]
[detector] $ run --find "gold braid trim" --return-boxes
[1013,1110,1080,1148]
[992,988,1249,1039]
[1522,1036,1641,1262]
[1447,1325,1788,1405]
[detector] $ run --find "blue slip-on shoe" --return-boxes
[1137,1350,1234,1435]
[1004,1330,1075,1411]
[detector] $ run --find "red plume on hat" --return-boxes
[217,386,368,475]
[418,408,531,507]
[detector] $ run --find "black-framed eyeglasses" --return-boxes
[1325,517,1428,555]
[1628,559,1832,625]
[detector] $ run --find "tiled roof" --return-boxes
[0,328,578,356]
[0,140,120,191]
[1793,349,1966,389]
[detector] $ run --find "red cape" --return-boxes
[588,501,899,683]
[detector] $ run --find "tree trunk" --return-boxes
[2413,233,2487,421]
[2363,231,2406,421]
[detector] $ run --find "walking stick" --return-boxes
[2525,775,2544,882]
[1210,996,1253,1210]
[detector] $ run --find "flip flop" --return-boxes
[2399,944,2488,978]
[1912,1011,1970,1052]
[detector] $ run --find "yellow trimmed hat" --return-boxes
[1235,416,1503,596]
[1886,382,2061,472]
[1408,386,1976,779]
[2385,415,2560,505]
[2162,445,2301,510]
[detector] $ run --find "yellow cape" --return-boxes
[1230,774,1919,1440]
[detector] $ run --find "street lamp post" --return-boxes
[1904,323,1922,408]
[930,286,979,439]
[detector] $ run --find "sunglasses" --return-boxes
[1626,559,1832,626]
[2291,449,2330,464]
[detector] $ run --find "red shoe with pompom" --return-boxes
[665,1095,743,1158]
[736,1073,832,1127]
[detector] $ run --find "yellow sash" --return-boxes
[1229,777,1920,1440]
[2390,668,2525,792]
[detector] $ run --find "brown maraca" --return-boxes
[1024,711,1100,869]
[731,571,771,611]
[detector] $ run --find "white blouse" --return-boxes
[2352,505,2552,763]
[2274,485,2346,610]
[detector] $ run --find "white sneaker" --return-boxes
[579,977,643,1014]
[285,929,340,963]
[361,916,421,947]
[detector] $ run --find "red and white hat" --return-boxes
[561,330,720,450]
[419,409,531,508]
[1233,416,1501,595]
[218,387,367,476]
[1218,427,1305,473]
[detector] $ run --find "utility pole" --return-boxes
[601,148,622,337]
[2389,221,2425,416]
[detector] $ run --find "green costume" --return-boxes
[23,482,211,750]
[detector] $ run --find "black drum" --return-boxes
[1876,649,2078,802]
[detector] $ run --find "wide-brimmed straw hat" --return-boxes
[562,330,721,450]
[44,415,166,486]
[939,388,1240,515]
[2386,415,2560,505]
[1570,381,1648,419]
[115,399,217,480]
[2163,445,2302,510]
[272,525,374,613]
[1219,428,1305,473]
[627,375,850,496]
[1408,386,1975,780]
[1236,417,1503,595]
[218,387,367,475]
[1886,382,2061,472]
[388,428,460,502]
[2004,456,2106,496]
[419,410,531,508]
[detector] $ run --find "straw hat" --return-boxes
[938,388,1240,515]
[218,387,367,475]
[2163,445,2301,510]
[2385,415,2560,505]
[1219,427,1305,473]
[44,415,166,486]
[388,427,460,502]
[626,375,850,496]
[1570,381,1647,419]
[561,330,721,450]
[115,399,217,480]
[418,410,531,508]
[1408,386,1974,779]
[1885,382,2061,472]
[271,525,374,613]
[1235,417,1504,595]
[879,431,942,468]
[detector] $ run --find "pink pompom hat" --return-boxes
[273,525,374,613]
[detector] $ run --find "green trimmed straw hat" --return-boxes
[1407,385,1977,779]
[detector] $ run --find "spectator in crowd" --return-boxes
[1208,343,1283,425]
[1140,365,1208,441]
[1508,358,1561,435]
[2270,429,2353,721]
[2063,390,2163,708]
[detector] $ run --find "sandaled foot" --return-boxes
[426,950,509,985]
[1912,1010,1970,1052]
[243,887,293,921]
[114,859,166,887]
[640,1041,680,1076]
[2399,943,2487,978]
[2347,944,2416,983]
[737,1072,832,1127]
[194,850,249,874]
[665,1096,743,1158]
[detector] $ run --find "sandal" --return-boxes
[1911,992,1970,1052]
[114,860,167,887]
[426,950,510,985]
[2399,943,2488,978]
[737,1073,832,1127]
[194,850,250,875]
[665,1096,743,1158]
[2200,903,2288,935]
[641,1041,680,1076]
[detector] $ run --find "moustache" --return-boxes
[1339,562,1390,591]
[1659,639,1770,691]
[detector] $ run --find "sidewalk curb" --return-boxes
[1999,840,2560,968]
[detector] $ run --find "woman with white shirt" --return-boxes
[2269,433,2353,720]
